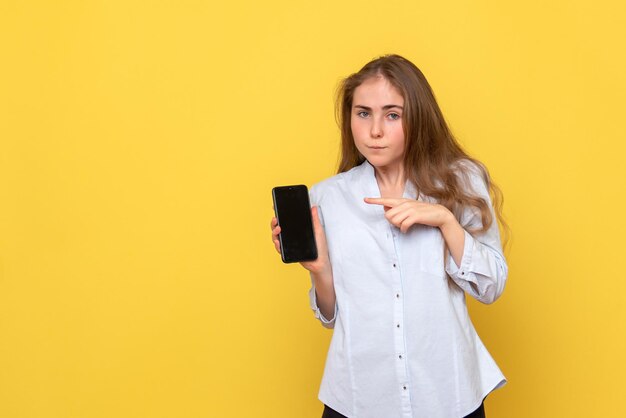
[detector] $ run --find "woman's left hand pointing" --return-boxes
[364,197,454,233]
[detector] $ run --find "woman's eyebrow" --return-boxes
[354,104,404,110]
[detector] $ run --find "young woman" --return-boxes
[270,54,508,418]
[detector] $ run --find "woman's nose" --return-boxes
[371,119,383,138]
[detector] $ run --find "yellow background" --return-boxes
[1,1,625,417]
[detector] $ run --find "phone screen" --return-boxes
[272,185,318,263]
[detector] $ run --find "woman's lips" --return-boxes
[368,146,386,149]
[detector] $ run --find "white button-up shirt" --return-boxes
[308,159,507,418]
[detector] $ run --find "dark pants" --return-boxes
[322,401,486,418]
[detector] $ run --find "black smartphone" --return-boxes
[272,185,318,263]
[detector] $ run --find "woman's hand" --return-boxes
[270,206,332,276]
[363,197,455,232]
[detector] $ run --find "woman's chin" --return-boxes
[365,155,401,170]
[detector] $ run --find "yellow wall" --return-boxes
[1,1,624,417]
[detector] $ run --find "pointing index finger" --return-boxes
[364,197,401,207]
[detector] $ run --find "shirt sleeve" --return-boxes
[307,184,337,328]
[444,164,508,304]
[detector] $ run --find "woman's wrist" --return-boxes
[311,267,333,284]
[437,207,466,266]
[436,205,457,230]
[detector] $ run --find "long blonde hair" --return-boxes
[336,54,509,244]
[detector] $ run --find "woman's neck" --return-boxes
[373,163,405,198]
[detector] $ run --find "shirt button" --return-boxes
[396,293,400,298]
[399,354,403,359]
[403,385,407,390]
[397,324,400,328]
[461,271,465,275]
[393,263,397,268]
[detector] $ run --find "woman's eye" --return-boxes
[357,111,369,118]
[388,113,401,120]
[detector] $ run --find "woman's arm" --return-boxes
[310,269,336,327]
[364,170,508,304]
[303,206,337,327]
[439,213,465,268]
[271,203,337,327]
[440,168,508,304]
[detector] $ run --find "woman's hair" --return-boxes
[336,54,509,244]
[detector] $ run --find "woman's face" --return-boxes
[351,76,405,171]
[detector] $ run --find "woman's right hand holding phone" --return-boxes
[270,206,332,276]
